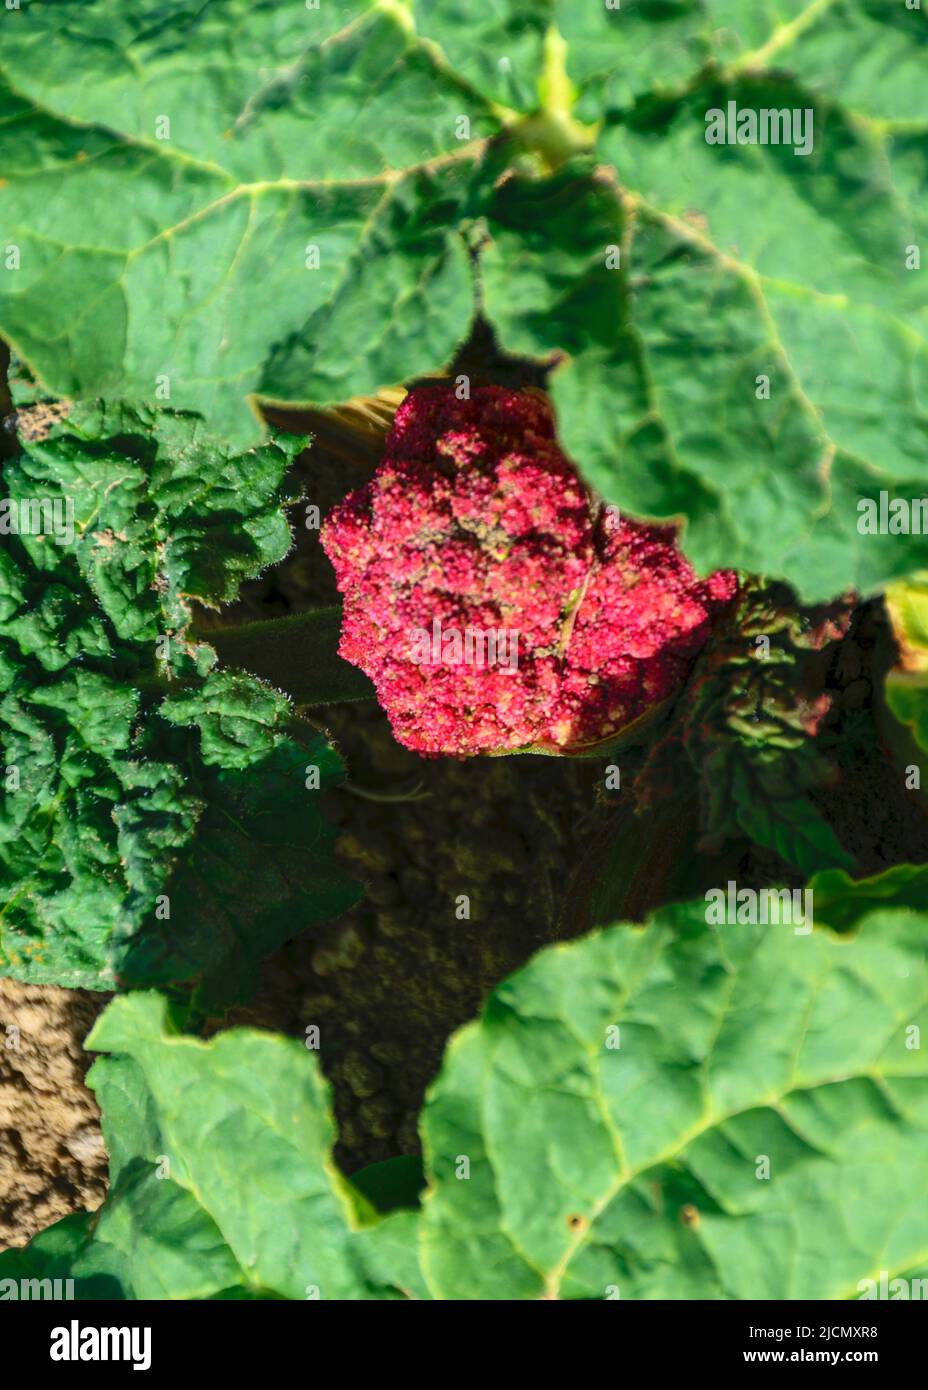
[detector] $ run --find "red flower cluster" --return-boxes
[322,385,737,755]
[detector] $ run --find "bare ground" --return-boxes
[0,980,108,1250]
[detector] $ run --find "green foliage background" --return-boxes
[1,1,927,1300]
[1,0,926,596]
[2,894,927,1300]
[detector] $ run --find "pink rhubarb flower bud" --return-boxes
[321,385,737,756]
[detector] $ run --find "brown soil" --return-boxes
[810,598,928,873]
[0,980,108,1250]
[223,699,598,1171]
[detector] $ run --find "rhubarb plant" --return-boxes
[1,0,926,598]
[0,379,863,1001]
[2,891,927,1300]
[0,1,926,1310]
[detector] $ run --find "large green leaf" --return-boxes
[0,1,490,435]
[419,897,928,1299]
[2,2,925,599]
[811,863,928,934]
[0,403,358,999]
[5,895,927,1299]
[0,992,425,1300]
[480,27,928,600]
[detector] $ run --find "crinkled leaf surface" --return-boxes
[636,582,854,877]
[1,2,925,599]
[0,992,426,1300]
[476,6,928,602]
[419,897,928,1299]
[0,0,489,434]
[0,404,358,999]
[5,896,927,1299]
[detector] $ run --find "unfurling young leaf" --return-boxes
[636,581,856,877]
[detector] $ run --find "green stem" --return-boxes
[196,608,375,707]
[0,340,20,460]
[559,791,703,934]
